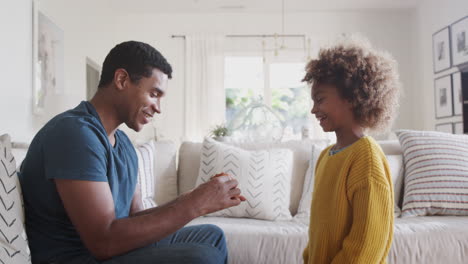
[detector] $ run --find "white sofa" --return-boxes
[161,138,468,264]
[5,136,468,264]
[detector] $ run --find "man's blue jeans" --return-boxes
[60,224,228,264]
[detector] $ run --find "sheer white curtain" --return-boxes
[184,35,225,141]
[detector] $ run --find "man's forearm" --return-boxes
[58,176,241,261]
[93,194,199,260]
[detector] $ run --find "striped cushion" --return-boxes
[396,130,468,217]
[0,134,31,263]
[134,141,157,209]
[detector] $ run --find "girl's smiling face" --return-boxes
[311,83,355,133]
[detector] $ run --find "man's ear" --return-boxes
[114,69,129,91]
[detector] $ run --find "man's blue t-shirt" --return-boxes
[19,101,138,263]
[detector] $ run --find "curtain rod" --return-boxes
[171,34,305,38]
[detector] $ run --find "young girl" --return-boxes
[302,37,400,263]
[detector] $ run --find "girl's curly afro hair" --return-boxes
[303,36,401,132]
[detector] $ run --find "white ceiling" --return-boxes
[110,0,423,14]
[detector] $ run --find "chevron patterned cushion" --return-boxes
[196,138,294,221]
[0,134,31,263]
[134,140,157,209]
[396,130,468,217]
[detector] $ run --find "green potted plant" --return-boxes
[209,124,231,141]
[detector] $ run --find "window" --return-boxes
[269,62,310,139]
[225,57,264,123]
[224,56,310,140]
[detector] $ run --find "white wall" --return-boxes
[34,1,418,143]
[0,0,36,142]
[0,0,85,143]
[13,1,464,143]
[414,0,468,130]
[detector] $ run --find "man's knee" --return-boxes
[198,224,226,245]
[187,243,227,264]
[195,224,227,261]
[199,224,224,237]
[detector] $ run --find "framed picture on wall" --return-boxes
[454,122,464,134]
[32,1,64,115]
[433,26,451,73]
[434,75,453,118]
[436,122,454,134]
[452,72,463,116]
[451,16,468,66]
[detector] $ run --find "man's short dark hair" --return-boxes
[98,41,173,88]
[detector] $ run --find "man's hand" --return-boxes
[186,172,246,216]
[211,172,246,202]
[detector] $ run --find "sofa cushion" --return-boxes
[178,141,202,194]
[134,140,157,209]
[189,215,468,264]
[396,129,468,217]
[133,140,178,207]
[379,140,403,155]
[387,154,404,216]
[376,140,404,215]
[187,216,307,264]
[390,216,468,264]
[0,134,31,264]
[195,138,293,220]
[153,140,178,205]
[178,139,330,215]
[294,144,323,224]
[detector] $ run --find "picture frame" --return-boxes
[434,75,453,118]
[435,122,454,134]
[32,1,64,115]
[452,72,463,116]
[433,26,451,73]
[451,16,468,66]
[454,122,464,134]
[32,1,41,115]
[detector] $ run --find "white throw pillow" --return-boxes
[178,139,330,216]
[386,154,404,217]
[195,138,294,221]
[294,144,323,225]
[396,129,468,217]
[134,141,157,209]
[0,134,31,263]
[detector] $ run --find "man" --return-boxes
[19,41,245,264]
